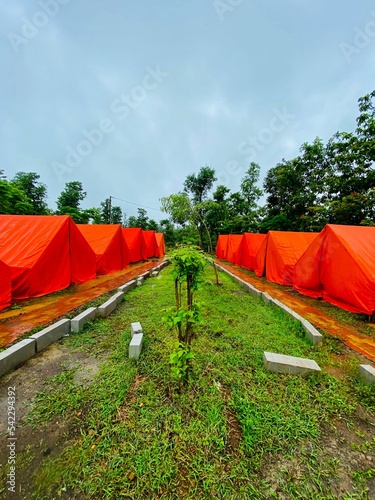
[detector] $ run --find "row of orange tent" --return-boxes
[216,225,375,317]
[0,215,165,311]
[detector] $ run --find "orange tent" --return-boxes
[226,235,244,265]
[122,228,144,263]
[254,234,268,277]
[254,231,318,285]
[239,233,267,271]
[216,235,228,260]
[0,259,12,311]
[293,224,375,315]
[155,233,166,257]
[78,224,129,275]
[0,215,96,300]
[142,230,158,259]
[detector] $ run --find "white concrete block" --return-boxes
[131,322,143,338]
[359,364,375,385]
[262,292,273,305]
[113,291,125,305]
[242,282,262,298]
[301,319,323,346]
[129,333,143,360]
[71,307,97,333]
[263,351,321,375]
[29,319,71,352]
[118,279,137,293]
[0,339,36,377]
[98,296,118,318]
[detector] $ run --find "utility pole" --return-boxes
[109,196,112,224]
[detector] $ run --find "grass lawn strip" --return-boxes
[3,265,374,499]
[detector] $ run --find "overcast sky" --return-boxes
[1,0,374,220]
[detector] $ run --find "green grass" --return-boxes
[231,266,375,339]
[20,266,375,499]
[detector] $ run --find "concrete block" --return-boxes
[118,279,137,293]
[359,364,375,386]
[0,339,36,377]
[136,277,144,286]
[301,319,323,346]
[131,321,143,338]
[242,282,262,298]
[262,292,273,305]
[151,271,159,277]
[71,307,97,333]
[113,291,125,305]
[263,351,321,376]
[269,297,303,322]
[29,319,71,352]
[98,296,118,318]
[129,333,143,360]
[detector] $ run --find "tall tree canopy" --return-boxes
[12,172,48,215]
[0,170,34,215]
[56,181,87,223]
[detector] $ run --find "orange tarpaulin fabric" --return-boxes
[0,259,11,311]
[254,234,269,277]
[78,224,129,275]
[142,230,158,259]
[239,233,267,271]
[293,224,375,315]
[155,233,166,257]
[216,235,228,260]
[264,231,318,285]
[0,215,96,299]
[226,235,244,265]
[254,231,318,284]
[122,228,144,263]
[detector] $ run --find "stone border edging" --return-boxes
[0,260,171,378]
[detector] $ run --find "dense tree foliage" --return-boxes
[12,172,49,215]
[0,170,34,215]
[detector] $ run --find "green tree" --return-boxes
[100,198,123,224]
[135,208,149,229]
[240,162,263,211]
[183,166,217,248]
[160,193,191,226]
[111,206,123,225]
[159,218,177,247]
[262,138,327,231]
[56,181,87,223]
[127,215,138,228]
[0,174,34,215]
[147,219,159,231]
[83,207,102,224]
[100,198,111,223]
[12,172,48,214]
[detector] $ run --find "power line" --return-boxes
[110,195,163,213]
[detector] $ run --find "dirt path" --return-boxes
[216,260,375,363]
[0,260,161,348]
